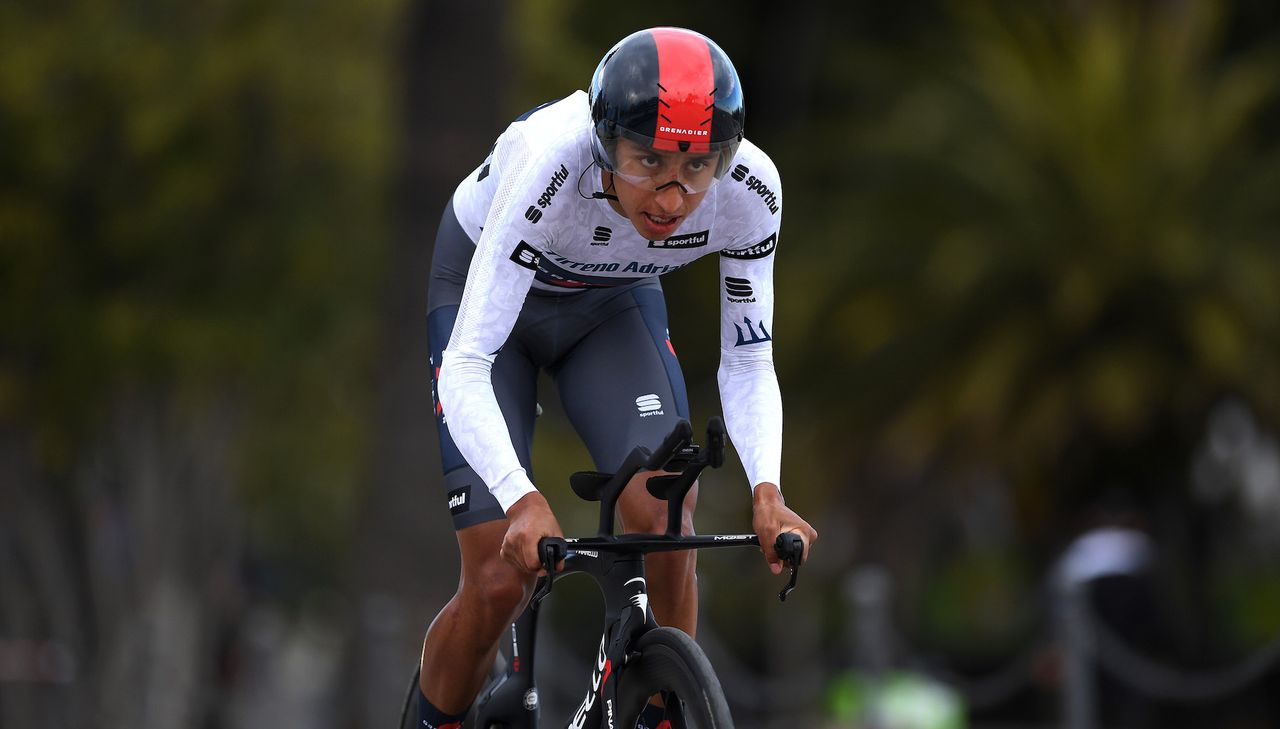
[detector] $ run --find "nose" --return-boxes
[652,182,685,213]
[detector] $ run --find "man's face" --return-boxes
[605,138,712,240]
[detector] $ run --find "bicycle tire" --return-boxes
[616,627,734,729]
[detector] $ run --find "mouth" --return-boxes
[642,212,681,231]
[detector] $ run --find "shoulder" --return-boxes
[470,92,594,226]
[730,139,782,188]
[507,97,594,232]
[716,138,782,220]
[503,91,592,155]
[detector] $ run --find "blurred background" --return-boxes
[3,0,1280,727]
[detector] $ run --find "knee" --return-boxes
[623,477,699,535]
[628,502,672,535]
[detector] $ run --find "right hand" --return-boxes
[751,482,818,575]
[501,491,565,575]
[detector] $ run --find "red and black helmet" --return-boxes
[589,27,745,181]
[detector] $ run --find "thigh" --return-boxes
[553,283,691,473]
[428,305,540,530]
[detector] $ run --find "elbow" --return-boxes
[438,349,493,410]
[719,350,776,378]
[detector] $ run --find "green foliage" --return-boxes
[786,1,1280,477]
[0,0,397,563]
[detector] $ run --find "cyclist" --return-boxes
[420,27,818,729]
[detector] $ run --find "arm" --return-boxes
[718,227,817,569]
[717,229,783,493]
[437,130,543,513]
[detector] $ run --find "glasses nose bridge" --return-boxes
[653,178,692,196]
[653,181,687,209]
[650,158,695,193]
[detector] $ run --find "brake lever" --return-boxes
[530,537,567,607]
[774,533,804,602]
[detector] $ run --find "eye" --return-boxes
[639,155,661,169]
[687,157,714,174]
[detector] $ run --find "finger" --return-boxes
[784,527,809,565]
[781,525,817,564]
[803,526,819,562]
[760,538,782,574]
[527,544,547,575]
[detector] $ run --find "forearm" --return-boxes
[438,349,536,511]
[717,351,783,491]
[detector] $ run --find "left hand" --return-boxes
[751,482,818,575]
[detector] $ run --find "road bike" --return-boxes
[400,417,804,729]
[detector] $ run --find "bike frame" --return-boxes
[465,417,800,729]
[472,534,759,729]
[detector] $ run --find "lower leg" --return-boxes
[645,548,698,635]
[419,520,533,714]
[619,474,699,634]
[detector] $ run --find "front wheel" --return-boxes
[616,627,734,729]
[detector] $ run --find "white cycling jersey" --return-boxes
[439,90,784,511]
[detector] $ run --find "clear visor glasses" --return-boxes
[605,140,738,194]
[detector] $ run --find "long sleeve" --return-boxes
[717,226,783,491]
[437,131,543,511]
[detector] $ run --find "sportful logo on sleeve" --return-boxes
[523,164,570,225]
[724,277,756,303]
[729,164,779,214]
[720,233,777,261]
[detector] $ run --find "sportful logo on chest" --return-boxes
[648,229,709,249]
[510,241,542,270]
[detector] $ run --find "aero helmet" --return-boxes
[589,27,745,184]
